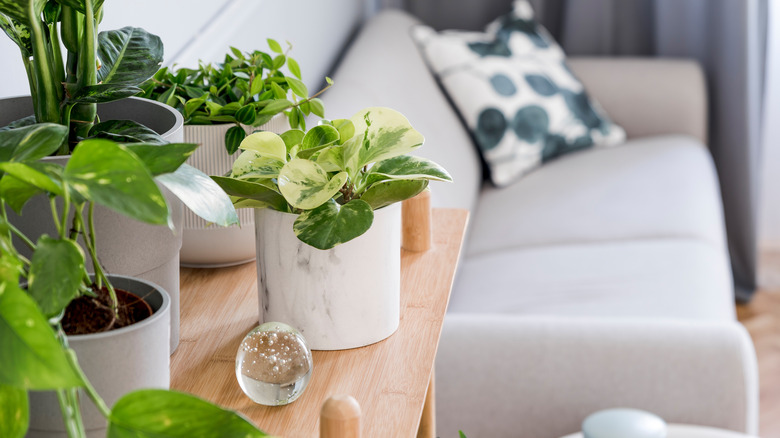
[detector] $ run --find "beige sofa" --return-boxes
[323,10,758,438]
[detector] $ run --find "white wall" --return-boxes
[759,0,780,250]
[0,0,364,98]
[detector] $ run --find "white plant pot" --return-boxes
[255,203,401,350]
[27,275,171,438]
[180,117,289,267]
[0,96,185,354]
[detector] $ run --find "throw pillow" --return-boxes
[412,0,626,186]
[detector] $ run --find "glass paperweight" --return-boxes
[235,321,313,406]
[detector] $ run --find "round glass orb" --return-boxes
[235,321,313,406]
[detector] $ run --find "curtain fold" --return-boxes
[403,0,766,300]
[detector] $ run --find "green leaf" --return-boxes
[459,432,467,438]
[27,237,87,318]
[368,155,452,183]
[235,105,257,125]
[0,274,83,389]
[55,0,105,16]
[287,57,301,79]
[270,81,286,99]
[225,126,246,155]
[125,143,197,176]
[0,14,32,57]
[249,77,264,97]
[331,119,354,145]
[64,139,169,226]
[267,38,282,54]
[0,384,28,438]
[87,120,166,145]
[0,123,68,163]
[286,77,308,99]
[315,146,345,172]
[0,163,62,213]
[272,54,285,70]
[259,99,293,115]
[108,389,268,438]
[0,0,46,25]
[346,107,424,172]
[239,131,287,163]
[280,130,304,152]
[278,159,347,210]
[156,164,238,227]
[361,179,428,210]
[96,27,163,86]
[310,98,325,118]
[301,125,339,151]
[0,162,62,195]
[230,151,283,179]
[69,84,143,104]
[212,176,287,211]
[293,199,373,250]
[287,107,299,129]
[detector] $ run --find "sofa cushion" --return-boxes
[466,135,728,257]
[452,239,735,320]
[412,2,625,186]
[322,10,482,212]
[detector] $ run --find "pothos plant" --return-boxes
[213,107,452,250]
[140,41,331,155]
[0,0,166,149]
[0,123,265,437]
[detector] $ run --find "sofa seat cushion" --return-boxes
[323,10,483,212]
[466,135,728,257]
[451,238,735,320]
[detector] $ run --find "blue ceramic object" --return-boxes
[583,408,667,438]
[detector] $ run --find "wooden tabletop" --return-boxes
[172,208,469,437]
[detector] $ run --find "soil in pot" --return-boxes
[62,286,153,335]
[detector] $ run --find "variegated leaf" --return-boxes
[239,131,287,163]
[278,158,347,210]
[293,199,373,250]
[367,155,452,184]
[361,180,428,210]
[346,107,424,171]
[0,13,31,57]
[231,150,283,179]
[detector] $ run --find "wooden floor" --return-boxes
[737,250,780,437]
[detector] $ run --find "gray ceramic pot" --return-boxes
[26,274,171,438]
[0,96,185,353]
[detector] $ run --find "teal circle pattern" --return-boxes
[490,74,517,96]
[525,74,558,96]
[475,108,507,151]
[513,106,549,142]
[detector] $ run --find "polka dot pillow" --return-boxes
[412,0,626,186]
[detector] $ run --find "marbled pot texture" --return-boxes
[254,203,401,350]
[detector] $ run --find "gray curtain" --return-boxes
[404,0,767,301]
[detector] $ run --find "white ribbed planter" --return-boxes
[255,203,401,350]
[27,275,171,438]
[180,117,289,267]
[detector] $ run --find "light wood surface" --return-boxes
[172,208,468,437]
[416,372,435,438]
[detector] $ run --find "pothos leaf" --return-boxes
[277,159,347,210]
[293,199,373,250]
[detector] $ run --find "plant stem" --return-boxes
[71,0,97,140]
[65,348,111,419]
[55,388,86,438]
[82,203,119,316]
[28,5,61,123]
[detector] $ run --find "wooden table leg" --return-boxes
[417,370,436,438]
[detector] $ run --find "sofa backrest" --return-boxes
[323,10,484,212]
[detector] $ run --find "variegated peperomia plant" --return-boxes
[213,107,452,250]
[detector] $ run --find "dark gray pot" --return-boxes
[0,96,184,353]
[26,274,171,438]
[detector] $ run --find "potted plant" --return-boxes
[139,42,332,267]
[0,0,237,352]
[0,123,265,438]
[213,107,452,350]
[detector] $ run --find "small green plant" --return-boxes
[213,107,452,250]
[0,123,264,437]
[0,0,166,150]
[140,41,331,155]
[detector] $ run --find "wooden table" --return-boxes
[171,208,468,437]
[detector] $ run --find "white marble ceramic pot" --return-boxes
[27,275,171,438]
[180,117,289,267]
[255,203,401,350]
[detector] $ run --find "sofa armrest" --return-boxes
[567,57,708,144]
[435,315,757,438]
